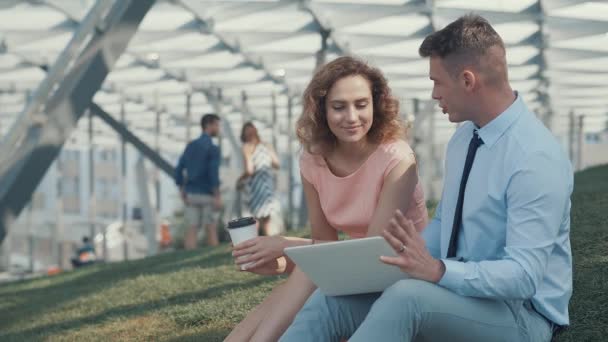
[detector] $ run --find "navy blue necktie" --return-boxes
[447,130,484,258]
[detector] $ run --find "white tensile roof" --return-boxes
[0,0,606,154]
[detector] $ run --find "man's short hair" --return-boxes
[201,113,220,129]
[419,14,506,83]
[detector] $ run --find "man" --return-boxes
[281,15,572,342]
[175,113,222,249]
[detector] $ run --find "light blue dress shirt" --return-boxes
[423,93,573,326]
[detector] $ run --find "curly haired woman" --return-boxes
[226,56,428,342]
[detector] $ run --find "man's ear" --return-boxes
[462,69,476,91]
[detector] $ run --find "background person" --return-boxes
[174,114,222,249]
[237,122,282,236]
[70,236,96,268]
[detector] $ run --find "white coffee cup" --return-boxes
[227,217,258,270]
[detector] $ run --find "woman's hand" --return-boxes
[238,256,289,275]
[233,236,287,270]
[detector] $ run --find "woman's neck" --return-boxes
[333,138,373,162]
[324,138,376,177]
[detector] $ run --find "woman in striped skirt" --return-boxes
[238,122,281,235]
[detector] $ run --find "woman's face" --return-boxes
[244,126,256,142]
[325,75,373,145]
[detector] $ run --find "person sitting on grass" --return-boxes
[225,56,429,342]
[280,14,573,342]
[71,236,96,268]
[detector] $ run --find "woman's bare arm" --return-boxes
[366,155,423,237]
[234,173,338,274]
[242,144,255,176]
[266,143,281,170]
[248,175,337,342]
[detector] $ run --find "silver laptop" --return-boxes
[284,236,409,296]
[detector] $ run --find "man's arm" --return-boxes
[208,144,221,196]
[438,151,572,300]
[174,145,189,187]
[421,199,442,259]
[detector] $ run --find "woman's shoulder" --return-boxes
[300,150,325,167]
[374,140,417,178]
[242,142,255,153]
[299,150,326,185]
[376,139,415,160]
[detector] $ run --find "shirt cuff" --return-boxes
[438,259,466,290]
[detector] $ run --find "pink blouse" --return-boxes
[300,140,428,238]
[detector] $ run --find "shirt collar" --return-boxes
[476,92,525,148]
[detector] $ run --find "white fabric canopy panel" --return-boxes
[0,0,606,158]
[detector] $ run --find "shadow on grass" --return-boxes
[0,246,235,331]
[165,328,231,342]
[0,276,274,340]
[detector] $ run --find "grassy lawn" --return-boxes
[1,165,607,341]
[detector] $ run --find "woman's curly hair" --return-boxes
[296,56,404,155]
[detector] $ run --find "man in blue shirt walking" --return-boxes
[281,15,573,342]
[175,114,222,249]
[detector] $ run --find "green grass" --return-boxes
[1,165,607,341]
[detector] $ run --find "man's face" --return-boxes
[208,120,221,137]
[429,57,470,123]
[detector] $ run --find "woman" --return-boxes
[225,56,428,342]
[237,122,282,236]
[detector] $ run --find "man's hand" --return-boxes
[380,210,446,283]
[213,194,223,210]
[180,190,188,204]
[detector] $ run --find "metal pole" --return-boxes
[0,0,155,245]
[577,115,585,171]
[295,29,330,229]
[118,95,127,262]
[412,98,420,150]
[568,110,575,163]
[186,91,192,142]
[241,90,250,122]
[271,92,278,151]
[152,93,162,257]
[0,1,114,156]
[26,202,33,272]
[55,155,64,268]
[155,93,161,212]
[217,88,224,159]
[315,29,330,70]
[287,95,294,230]
[88,110,96,240]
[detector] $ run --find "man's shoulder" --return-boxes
[510,112,567,159]
[190,135,214,148]
[446,122,475,149]
[502,113,572,183]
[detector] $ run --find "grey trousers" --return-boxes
[280,279,552,342]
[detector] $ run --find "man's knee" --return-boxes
[378,279,442,312]
[301,289,356,318]
[305,289,335,313]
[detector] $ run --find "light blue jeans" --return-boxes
[280,279,552,342]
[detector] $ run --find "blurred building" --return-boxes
[4,142,179,273]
